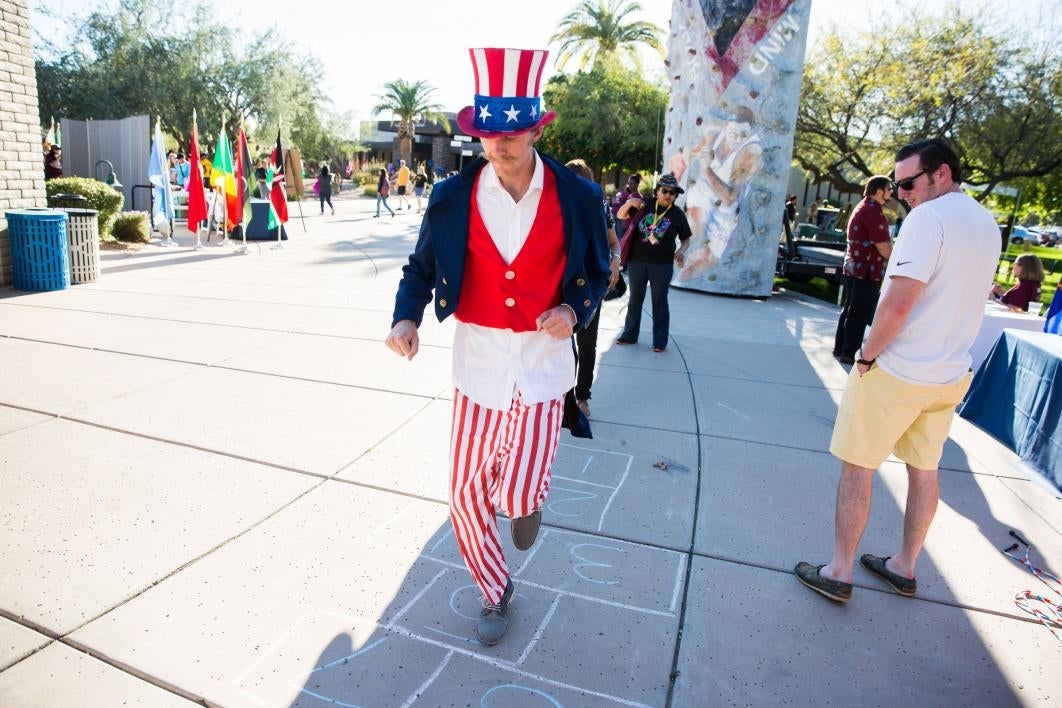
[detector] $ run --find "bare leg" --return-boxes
[888,464,938,579]
[820,462,875,583]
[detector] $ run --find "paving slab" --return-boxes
[0,618,49,672]
[694,436,1062,618]
[672,557,1056,707]
[70,482,681,707]
[294,305,457,348]
[221,331,452,397]
[0,287,175,317]
[693,373,841,451]
[0,419,316,635]
[576,367,697,433]
[0,641,196,707]
[73,366,428,474]
[77,274,212,296]
[0,404,51,437]
[674,335,849,389]
[0,338,196,416]
[193,280,356,308]
[0,303,283,364]
[340,408,698,548]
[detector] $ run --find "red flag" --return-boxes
[269,129,288,224]
[235,124,252,227]
[186,111,207,233]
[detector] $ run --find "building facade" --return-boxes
[0,0,46,286]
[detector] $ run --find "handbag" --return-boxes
[618,204,646,268]
[380,181,390,197]
[603,271,627,301]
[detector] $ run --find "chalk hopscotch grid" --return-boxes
[233,602,655,708]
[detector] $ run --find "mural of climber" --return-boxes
[664,0,810,296]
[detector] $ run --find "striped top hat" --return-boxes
[456,48,557,139]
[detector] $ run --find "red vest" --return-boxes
[455,169,565,333]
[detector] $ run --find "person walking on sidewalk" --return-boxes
[833,176,894,364]
[795,138,1000,603]
[374,168,395,218]
[394,159,412,210]
[385,46,610,646]
[413,167,429,213]
[318,165,334,215]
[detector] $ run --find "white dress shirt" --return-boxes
[452,152,575,410]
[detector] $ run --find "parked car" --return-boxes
[1002,224,1040,245]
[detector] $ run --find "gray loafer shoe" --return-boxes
[794,562,852,602]
[476,579,514,646]
[510,510,541,551]
[860,554,917,596]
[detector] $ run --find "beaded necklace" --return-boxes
[647,201,673,244]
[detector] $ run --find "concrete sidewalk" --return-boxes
[0,193,1058,707]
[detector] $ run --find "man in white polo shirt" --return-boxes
[796,138,1000,602]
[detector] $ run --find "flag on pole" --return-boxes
[147,116,175,230]
[236,123,253,229]
[267,127,289,229]
[186,110,208,234]
[212,118,238,230]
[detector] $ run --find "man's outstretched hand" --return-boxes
[386,320,420,360]
[536,305,577,339]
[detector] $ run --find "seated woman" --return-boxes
[991,253,1044,312]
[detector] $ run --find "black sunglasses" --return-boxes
[892,169,927,192]
[659,188,678,196]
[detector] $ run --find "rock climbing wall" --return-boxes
[665,0,811,296]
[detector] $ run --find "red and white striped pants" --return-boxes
[449,387,564,604]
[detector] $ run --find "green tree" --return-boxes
[370,80,449,168]
[540,59,667,182]
[549,0,663,71]
[795,9,1062,201]
[33,0,334,160]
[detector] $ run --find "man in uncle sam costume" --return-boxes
[386,47,611,646]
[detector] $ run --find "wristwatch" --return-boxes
[856,350,875,366]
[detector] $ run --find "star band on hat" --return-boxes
[457,47,557,139]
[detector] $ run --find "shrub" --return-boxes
[111,211,151,243]
[45,177,125,240]
[362,185,378,198]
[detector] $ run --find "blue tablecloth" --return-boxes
[959,329,1062,492]
[230,199,288,241]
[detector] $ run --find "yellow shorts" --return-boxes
[830,365,973,470]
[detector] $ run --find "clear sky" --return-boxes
[29,0,1056,124]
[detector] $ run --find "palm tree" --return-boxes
[370,79,450,167]
[550,0,663,72]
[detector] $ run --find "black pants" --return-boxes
[319,192,333,211]
[575,305,602,401]
[834,276,882,358]
[622,260,673,349]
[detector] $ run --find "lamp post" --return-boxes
[94,159,123,191]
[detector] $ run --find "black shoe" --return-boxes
[839,355,855,365]
[794,562,852,602]
[510,510,541,550]
[476,579,514,645]
[860,554,917,596]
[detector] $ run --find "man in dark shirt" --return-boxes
[612,173,642,235]
[834,176,894,364]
